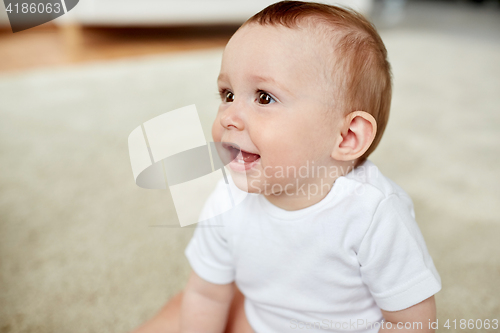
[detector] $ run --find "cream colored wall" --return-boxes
[0,1,10,27]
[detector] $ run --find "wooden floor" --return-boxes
[0,22,239,73]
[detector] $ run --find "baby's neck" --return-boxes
[263,161,355,211]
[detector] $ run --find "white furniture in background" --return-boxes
[55,0,374,26]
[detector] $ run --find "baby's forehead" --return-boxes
[221,22,341,107]
[240,20,339,48]
[232,22,339,73]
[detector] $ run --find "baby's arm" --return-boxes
[379,296,436,333]
[180,270,235,333]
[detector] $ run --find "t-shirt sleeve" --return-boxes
[357,193,442,311]
[184,180,235,285]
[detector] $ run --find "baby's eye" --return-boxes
[257,91,275,105]
[223,90,234,103]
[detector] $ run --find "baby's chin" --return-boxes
[228,171,261,194]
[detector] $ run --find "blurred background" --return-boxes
[0,0,499,332]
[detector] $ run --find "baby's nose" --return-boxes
[220,104,245,131]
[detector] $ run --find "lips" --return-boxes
[221,142,261,171]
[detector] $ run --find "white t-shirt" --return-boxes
[184,160,441,333]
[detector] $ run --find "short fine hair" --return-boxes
[242,1,392,163]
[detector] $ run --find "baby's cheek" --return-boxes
[265,147,300,171]
[211,117,222,142]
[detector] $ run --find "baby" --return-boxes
[133,1,441,332]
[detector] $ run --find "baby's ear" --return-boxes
[331,111,377,161]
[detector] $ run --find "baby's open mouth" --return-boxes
[222,142,261,166]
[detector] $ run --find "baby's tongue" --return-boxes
[241,151,260,163]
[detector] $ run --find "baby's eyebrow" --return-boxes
[217,73,292,97]
[250,75,293,97]
[217,72,229,83]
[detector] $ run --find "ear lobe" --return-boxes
[331,111,377,161]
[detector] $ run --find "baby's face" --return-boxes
[213,23,342,195]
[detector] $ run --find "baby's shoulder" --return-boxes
[343,160,410,201]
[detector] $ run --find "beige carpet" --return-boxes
[0,30,499,332]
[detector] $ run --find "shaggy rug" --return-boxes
[0,29,499,332]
